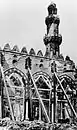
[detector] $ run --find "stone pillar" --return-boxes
[26,100,29,120]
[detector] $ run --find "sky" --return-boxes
[0,0,77,64]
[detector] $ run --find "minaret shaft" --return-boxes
[44,2,62,58]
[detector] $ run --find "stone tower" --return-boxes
[44,2,62,58]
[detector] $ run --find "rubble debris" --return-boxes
[0,118,77,130]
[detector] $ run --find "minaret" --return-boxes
[43,2,62,58]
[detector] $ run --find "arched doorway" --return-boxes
[57,73,77,123]
[3,68,27,121]
[30,71,52,122]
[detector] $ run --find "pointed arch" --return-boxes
[2,67,28,121]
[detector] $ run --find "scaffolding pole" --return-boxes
[28,68,50,123]
[54,72,77,118]
[0,64,15,121]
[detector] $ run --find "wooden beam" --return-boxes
[54,72,77,118]
[0,64,15,121]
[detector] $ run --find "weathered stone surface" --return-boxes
[3,43,11,51]
[21,47,28,54]
[12,45,20,52]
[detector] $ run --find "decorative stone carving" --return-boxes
[29,48,36,55]
[21,47,28,54]
[37,50,43,56]
[12,45,20,52]
[3,43,11,51]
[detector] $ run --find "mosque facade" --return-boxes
[0,2,77,125]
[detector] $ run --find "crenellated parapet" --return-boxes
[0,43,44,57]
[21,47,28,54]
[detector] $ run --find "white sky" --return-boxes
[0,0,77,64]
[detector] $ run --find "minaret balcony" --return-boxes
[43,34,51,45]
[43,34,62,45]
[45,15,60,27]
[51,34,62,45]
